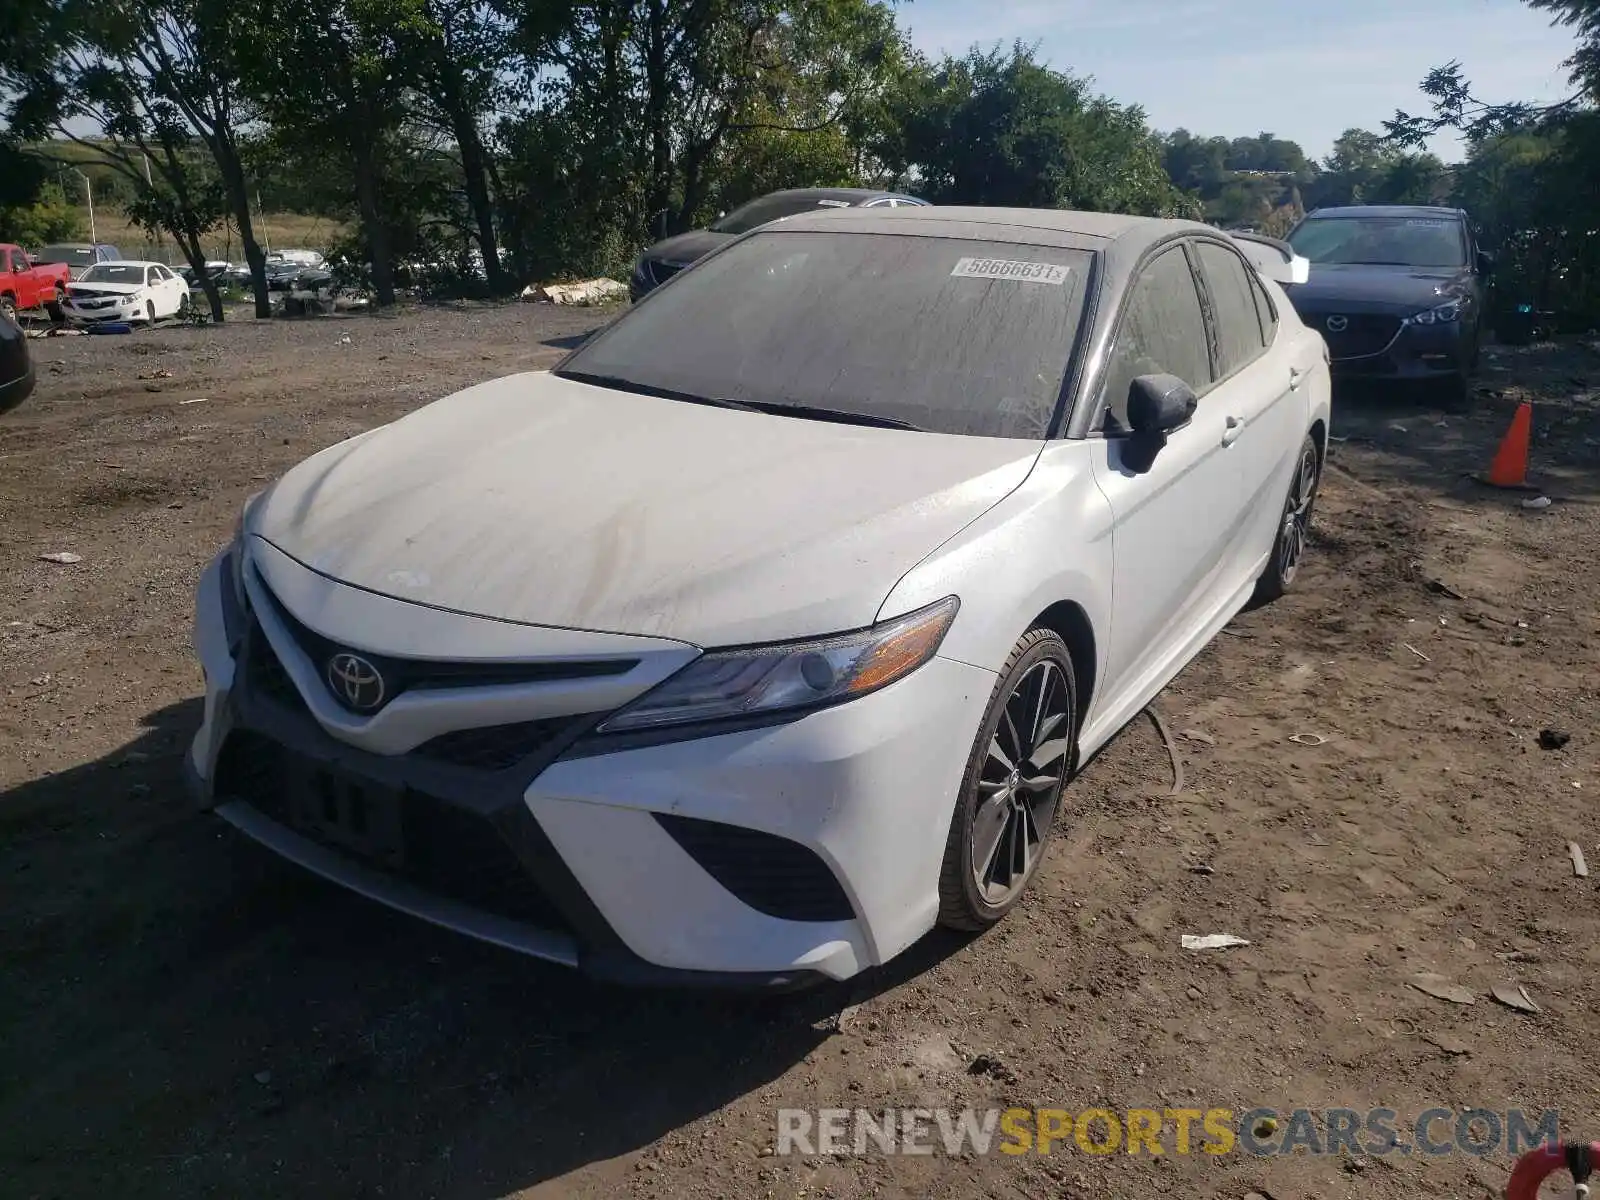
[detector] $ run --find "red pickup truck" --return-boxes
[1,243,73,321]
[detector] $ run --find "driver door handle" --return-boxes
[1289,365,1308,390]
[1221,415,1245,446]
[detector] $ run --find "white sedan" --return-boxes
[62,260,190,325]
[188,207,1330,987]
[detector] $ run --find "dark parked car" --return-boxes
[1283,205,1491,405]
[629,188,928,301]
[1,303,36,415]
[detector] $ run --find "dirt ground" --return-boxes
[3,302,1599,1200]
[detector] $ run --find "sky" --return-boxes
[899,0,1580,162]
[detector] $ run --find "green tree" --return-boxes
[877,44,1188,216]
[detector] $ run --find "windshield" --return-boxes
[80,264,145,284]
[1288,215,1467,268]
[37,245,94,267]
[710,194,862,235]
[558,231,1091,439]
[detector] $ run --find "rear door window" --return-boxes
[1098,245,1214,432]
[1195,242,1268,378]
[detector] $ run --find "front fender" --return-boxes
[876,440,1114,718]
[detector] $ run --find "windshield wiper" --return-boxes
[731,400,924,432]
[555,370,756,411]
[557,371,924,431]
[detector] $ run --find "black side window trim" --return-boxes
[1190,237,1274,387]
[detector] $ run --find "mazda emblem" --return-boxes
[1325,315,1349,332]
[327,652,386,712]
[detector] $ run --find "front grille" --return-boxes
[245,626,310,715]
[214,730,573,930]
[250,582,638,715]
[414,717,596,771]
[654,813,855,923]
[1314,313,1403,360]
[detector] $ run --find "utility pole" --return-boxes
[73,169,96,243]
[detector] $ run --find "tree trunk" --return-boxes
[213,145,272,318]
[175,231,224,322]
[642,0,674,233]
[352,135,396,307]
[440,87,507,292]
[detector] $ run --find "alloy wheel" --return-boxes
[969,659,1073,906]
[1278,442,1319,585]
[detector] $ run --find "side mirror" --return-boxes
[1122,374,1197,473]
[1128,374,1197,435]
[1476,250,1495,276]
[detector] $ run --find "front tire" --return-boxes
[46,287,66,324]
[145,300,157,325]
[937,628,1077,932]
[1253,432,1322,604]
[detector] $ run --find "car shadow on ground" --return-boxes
[0,697,973,1198]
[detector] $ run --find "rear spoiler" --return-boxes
[1227,232,1310,286]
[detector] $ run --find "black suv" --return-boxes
[1283,206,1492,404]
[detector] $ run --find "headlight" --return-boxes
[596,596,960,733]
[1408,300,1462,325]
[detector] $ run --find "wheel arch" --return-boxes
[1026,600,1097,764]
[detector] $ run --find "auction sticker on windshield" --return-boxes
[951,258,1071,285]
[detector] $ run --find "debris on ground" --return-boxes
[1288,733,1328,746]
[521,278,628,305]
[1422,1031,1471,1056]
[1569,842,1588,878]
[252,1070,273,1085]
[1539,728,1572,750]
[1179,728,1215,745]
[1145,706,1183,795]
[966,1053,1018,1084]
[137,368,173,380]
[1403,643,1430,662]
[38,552,83,565]
[1182,933,1249,951]
[178,397,209,406]
[1490,983,1541,1014]
[1410,973,1475,1005]
[1522,495,1553,509]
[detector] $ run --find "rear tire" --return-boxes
[937,628,1077,932]
[1252,433,1322,604]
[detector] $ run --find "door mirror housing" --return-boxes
[1121,374,1198,473]
[1128,374,1198,435]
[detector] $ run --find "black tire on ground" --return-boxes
[0,294,15,323]
[937,628,1077,932]
[146,300,157,324]
[178,292,190,314]
[1252,432,1322,605]
[46,287,65,324]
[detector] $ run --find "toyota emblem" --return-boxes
[326,652,386,712]
[1325,315,1349,332]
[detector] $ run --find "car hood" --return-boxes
[639,229,733,267]
[67,282,144,297]
[250,372,1040,646]
[1285,263,1471,311]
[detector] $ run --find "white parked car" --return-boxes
[188,207,1330,987]
[62,261,190,325]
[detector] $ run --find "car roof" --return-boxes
[1306,205,1464,220]
[750,187,921,205]
[768,204,1215,253]
[91,260,165,269]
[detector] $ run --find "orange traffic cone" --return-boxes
[1482,401,1533,488]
